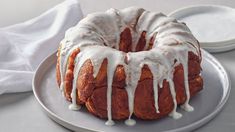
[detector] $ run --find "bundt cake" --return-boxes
[56,7,203,126]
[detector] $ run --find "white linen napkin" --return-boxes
[0,0,83,94]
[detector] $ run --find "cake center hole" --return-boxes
[117,28,155,53]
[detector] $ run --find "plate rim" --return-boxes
[203,42,235,53]
[32,49,231,132]
[168,5,235,53]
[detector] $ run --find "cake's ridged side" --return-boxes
[56,48,203,120]
[119,28,132,53]
[64,48,81,103]
[56,45,61,87]
[65,52,203,119]
[57,37,202,120]
[56,7,203,125]
[76,59,95,103]
[135,31,147,52]
[146,34,156,50]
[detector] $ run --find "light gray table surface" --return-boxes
[0,0,235,131]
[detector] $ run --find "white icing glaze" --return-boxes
[125,119,136,126]
[58,7,201,126]
[168,77,182,119]
[59,82,64,91]
[69,104,81,111]
[105,120,115,126]
[148,63,160,113]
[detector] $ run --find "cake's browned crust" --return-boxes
[56,27,203,120]
[119,28,132,53]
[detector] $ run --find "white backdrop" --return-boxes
[1,0,235,27]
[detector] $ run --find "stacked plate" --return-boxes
[169,5,235,53]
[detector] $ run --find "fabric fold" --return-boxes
[0,0,83,94]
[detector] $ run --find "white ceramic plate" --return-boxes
[33,49,230,132]
[169,5,235,53]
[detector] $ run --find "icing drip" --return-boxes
[59,42,65,92]
[168,77,182,119]
[124,53,142,124]
[71,46,125,125]
[150,47,183,118]
[170,45,194,112]
[148,64,160,113]
[69,52,84,111]
[179,48,194,112]
[125,119,136,126]
[105,51,125,126]
[105,120,115,126]
[59,82,64,91]
[69,103,81,111]
[58,7,201,126]
[59,41,82,93]
[61,91,65,98]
